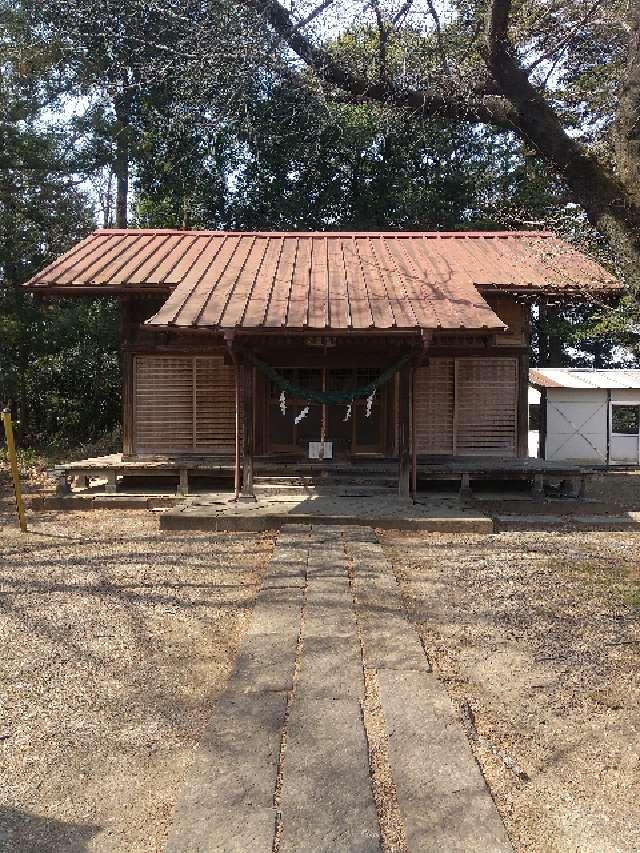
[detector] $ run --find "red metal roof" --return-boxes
[25,229,621,333]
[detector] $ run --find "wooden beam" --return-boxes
[398,362,411,499]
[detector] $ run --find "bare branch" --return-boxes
[241,0,519,127]
[424,0,449,75]
[391,0,414,25]
[293,0,336,33]
[526,0,601,75]
[372,0,388,84]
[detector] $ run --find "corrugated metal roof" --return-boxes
[25,229,622,333]
[530,368,640,390]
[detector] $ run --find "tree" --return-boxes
[0,3,121,446]
[238,0,640,287]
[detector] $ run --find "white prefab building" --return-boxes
[529,369,640,465]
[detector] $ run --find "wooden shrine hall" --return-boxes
[25,229,622,498]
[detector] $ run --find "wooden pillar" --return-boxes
[517,350,529,458]
[606,389,612,465]
[233,358,241,500]
[241,364,255,498]
[411,365,417,500]
[398,363,411,499]
[177,468,189,496]
[532,472,545,501]
[120,297,136,459]
[540,386,548,460]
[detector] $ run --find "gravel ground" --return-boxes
[382,530,640,853]
[0,507,273,853]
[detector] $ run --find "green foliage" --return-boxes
[0,3,122,448]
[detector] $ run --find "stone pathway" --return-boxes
[166,526,512,852]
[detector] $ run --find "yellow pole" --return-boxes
[2,408,27,532]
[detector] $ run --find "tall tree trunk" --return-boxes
[616,0,640,207]
[537,301,564,367]
[486,42,640,284]
[114,97,130,229]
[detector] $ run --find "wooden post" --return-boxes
[178,468,189,496]
[2,409,27,532]
[225,333,241,501]
[540,386,548,459]
[411,365,417,500]
[241,364,255,498]
[517,350,530,458]
[234,358,241,500]
[120,297,136,459]
[606,389,612,465]
[398,363,411,499]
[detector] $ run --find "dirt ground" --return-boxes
[0,507,273,853]
[382,529,640,853]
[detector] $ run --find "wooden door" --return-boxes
[265,367,387,457]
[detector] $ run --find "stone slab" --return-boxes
[229,631,299,694]
[166,806,275,853]
[296,635,364,700]
[279,698,381,853]
[377,669,512,852]
[249,588,304,636]
[264,549,307,589]
[355,577,402,606]
[306,561,348,580]
[264,573,307,589]
[358,609,429,672]
[304,588,358,639]
[167,692,286,851]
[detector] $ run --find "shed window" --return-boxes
[611,404,640,435]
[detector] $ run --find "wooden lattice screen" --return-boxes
[415,357,518,456]
[414,359,455,454]
[134,356,238,454]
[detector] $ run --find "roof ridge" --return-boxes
[93,228,556,239]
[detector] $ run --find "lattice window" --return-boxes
[454,358,518,455]
[414,359,455,454]
[134,356,238,454]
[414,356,518,457]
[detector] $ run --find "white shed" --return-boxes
[529,369,640,465]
